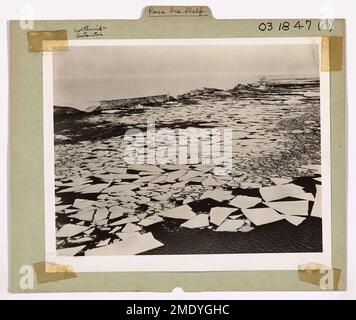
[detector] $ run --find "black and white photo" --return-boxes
[43,38,331,271]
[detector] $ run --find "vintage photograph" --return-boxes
[47,39,326,264]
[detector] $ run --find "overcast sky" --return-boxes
[53,44,319,107]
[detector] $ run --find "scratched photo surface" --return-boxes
[52,43,322,257]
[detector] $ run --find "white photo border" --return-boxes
[43,38,331,272]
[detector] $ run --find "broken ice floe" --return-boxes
[180,214,209,229]
[270,178,293,185]
[122,223,142,233]
[158,205,196,220]
[138,216,164,226]
[209,207,238,226]
[311,185,322,218]
[72,199,97,209]
[242,208,284,226]
[229,195,261,209]
[110,216,140,226]
[259,184,305,202]
[57,224,88,238]
[69,208,95,222]
[85,232,163,255]
[284,215,306,226]
[116,231,141,240]
[200,190,234,202]
[55,174,322,256]
[215,219,245,232]
[265,200,309,216]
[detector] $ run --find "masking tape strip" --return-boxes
[27,30,68,52]
[298,263,341,290]
[321,36,343,72]
[33,262,76,284]
[144,6,212,18]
